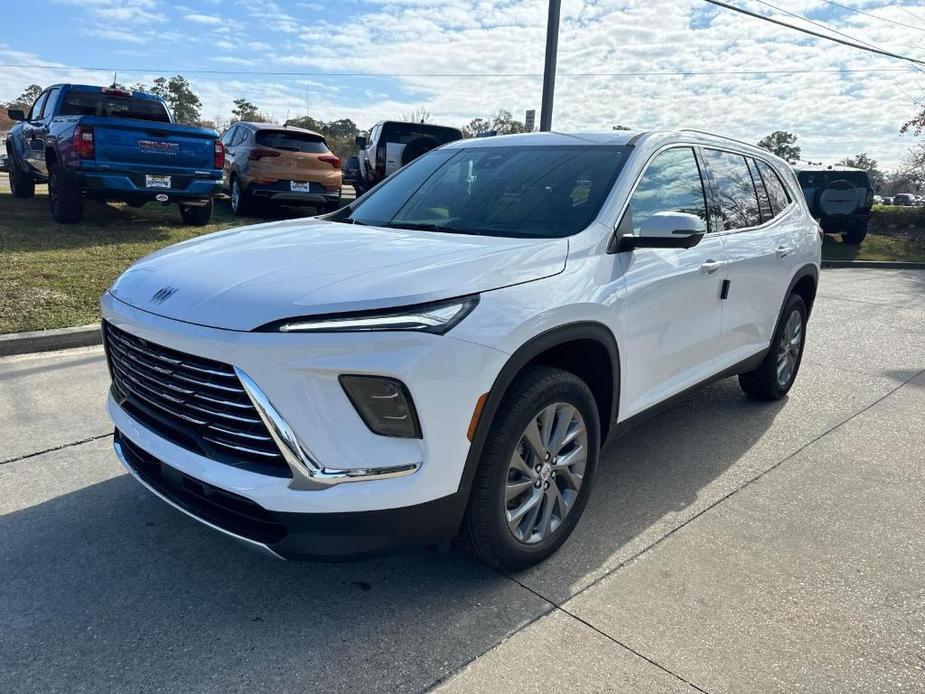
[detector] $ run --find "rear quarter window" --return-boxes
[255,130,329,153]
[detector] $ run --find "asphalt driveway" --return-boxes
[1,268,923,692]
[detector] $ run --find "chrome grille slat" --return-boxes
[201,436,282,458]
[206,424,273,442]
[104,322,287,473]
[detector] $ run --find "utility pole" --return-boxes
[539,0,561,131]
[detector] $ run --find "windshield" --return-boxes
[60,92,171,123]
[340,144,630,238]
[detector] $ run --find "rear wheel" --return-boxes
[230,176,251,216]
[179,200,213,226]
[739,294,807,400]
[841,218,868,245]
[8,152,36,199]
[461,366,600,571]
[48,164,84,223]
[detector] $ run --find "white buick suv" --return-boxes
[103,130,821,569]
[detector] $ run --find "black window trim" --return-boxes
[698,144,797,236]
[28,90,50,121]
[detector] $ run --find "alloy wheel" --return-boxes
[776,309,803,387]
[505,402,588,544]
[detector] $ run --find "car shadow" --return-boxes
[0,376,784,692]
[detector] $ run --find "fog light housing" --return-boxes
[340,375,422,439]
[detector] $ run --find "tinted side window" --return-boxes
[221,126,238,146]
[703,149,761,230]
[231,128,249,146]
[756,160,791,215]
[28,92,49,121]
[39,88,61,119]
[747,158,773,222]
[625,147,708,234]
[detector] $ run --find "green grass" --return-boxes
[0,174,316,334]
[822,232,925,262]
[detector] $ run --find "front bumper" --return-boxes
[114,430,466,560]
[102,291,507,553]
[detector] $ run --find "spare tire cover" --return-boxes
[401,136,441,166]
[819,179,862,216]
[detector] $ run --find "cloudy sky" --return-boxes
[2,0,924,167]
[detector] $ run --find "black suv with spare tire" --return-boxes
[794,165,873,244]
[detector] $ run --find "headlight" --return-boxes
[264,295,478,335]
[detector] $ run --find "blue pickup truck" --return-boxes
[5,84,223,225]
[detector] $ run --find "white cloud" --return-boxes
[184,13,222,25]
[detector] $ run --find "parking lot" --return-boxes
[1,268,923,692]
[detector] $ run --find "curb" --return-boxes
[0,324,101,357]
[822,260,925,269]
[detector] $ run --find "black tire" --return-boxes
[48,164,84,223]
[230,175,251,216]
[461,366,601,571]
[179,200,213,226]
[8,151,36,199]
[841,218,868,245]
[739,294,807,400]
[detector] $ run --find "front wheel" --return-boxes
[179,200,213,226]
[739,294,807,400]
[9,152,36,199]
[48,165,84,223]
[461,366,601,571]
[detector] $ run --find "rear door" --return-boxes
[701,149,796,369]
[618,146,728,417]
[28,87,60,177]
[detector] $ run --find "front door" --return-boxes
[618,146,728,419]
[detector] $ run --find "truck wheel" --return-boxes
[461,366,601,571]
[230,176,251,216]
[739,294,807,400]
[48,164,84,223]
[9,153,36,199]
[179,200,213,226]
[842,219,868,245]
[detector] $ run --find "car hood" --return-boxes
[109,218,568,331]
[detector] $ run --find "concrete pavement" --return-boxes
[1,268,923,692]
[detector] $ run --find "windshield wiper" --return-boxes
[383,222,485,236]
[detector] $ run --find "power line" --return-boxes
[881,1,925,27]
[703,0,925,66]
[817,0,925,33]
[0,62,916,79]
[751,0,896,52]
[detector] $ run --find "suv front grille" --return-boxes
[103,321,290,477]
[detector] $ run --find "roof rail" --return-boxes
[677,128,763,153]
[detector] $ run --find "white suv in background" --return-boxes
[103,129,821,569]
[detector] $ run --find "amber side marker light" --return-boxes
[467,393,489,442]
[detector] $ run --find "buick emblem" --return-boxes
[150,286,179,304]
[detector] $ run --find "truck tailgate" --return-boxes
[87,118,215,171]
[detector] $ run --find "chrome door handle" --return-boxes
[776,245,794,258]
[700,259,724,275]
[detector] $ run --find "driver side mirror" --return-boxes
[7,108,25,122]
[618,211,706,251]
[355,135,367,148]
